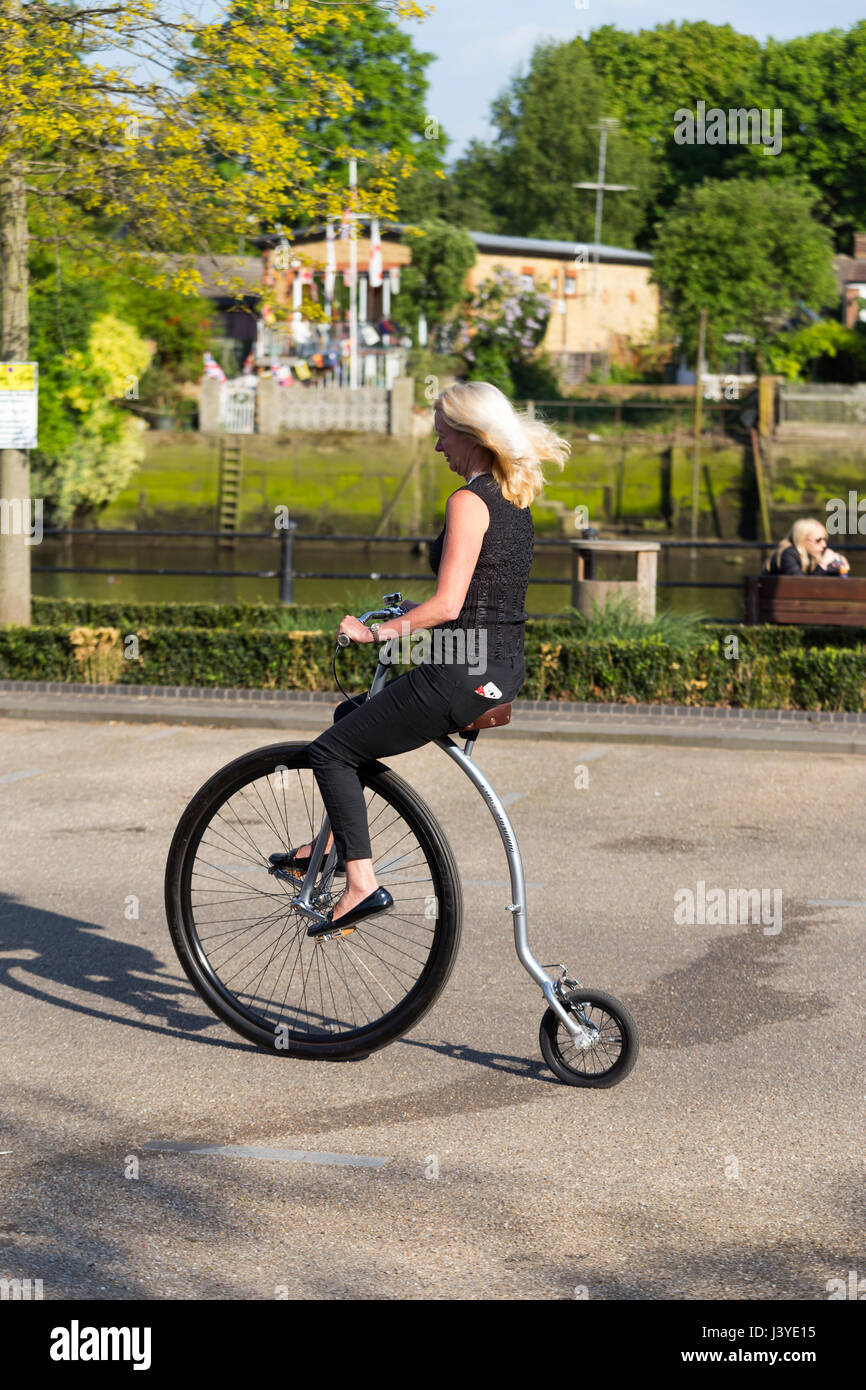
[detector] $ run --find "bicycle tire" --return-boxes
[539,987,639,1088]
[165,741,462,1060]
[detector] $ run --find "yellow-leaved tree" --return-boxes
[39,314,154,521]
[0,0,428,623]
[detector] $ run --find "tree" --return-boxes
[650,177,839,367]
[392,219,476,342]
[586,21,763,221]
[759,22,866,247]
[108,278,211,425]
[0,0,427,624]
[443,140,507,232]
[442,21,866,252]
[449,39,654,247]
[28,245,217,515]
[30,308,154,523]
[766,321,866,383]
[188,1,446,226]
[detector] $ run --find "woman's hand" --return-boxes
[821,547,848,571]
[338,614,378,644]
[339,600,420,645]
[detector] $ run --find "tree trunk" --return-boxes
[0,157,31,626]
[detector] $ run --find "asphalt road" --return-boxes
[1,713,863,1300]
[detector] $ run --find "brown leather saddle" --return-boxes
[449,702,512,737]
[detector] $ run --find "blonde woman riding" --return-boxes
[280,381,570,935]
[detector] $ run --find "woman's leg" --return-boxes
[290,696,368,861]
[306,666,454,921]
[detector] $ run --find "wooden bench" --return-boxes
[744,575,866,626]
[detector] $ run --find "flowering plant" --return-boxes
[453,266,552,369]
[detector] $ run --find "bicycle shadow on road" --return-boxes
[0,891,255,1053]
[399,1035,553,1082]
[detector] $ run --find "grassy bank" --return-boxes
[103,429,756,537]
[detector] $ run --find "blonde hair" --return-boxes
[433,381,570,509]
[764,517,826,574]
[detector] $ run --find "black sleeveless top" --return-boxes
[428,472,534,662]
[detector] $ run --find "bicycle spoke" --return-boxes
[177,757,453,1045]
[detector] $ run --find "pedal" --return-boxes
[313,926,357,942]
[268,866,299,884]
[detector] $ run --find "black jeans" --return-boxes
[306,652,525,862]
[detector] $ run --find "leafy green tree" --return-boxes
[450,39,654,246]
[467,343,513,398]
[650,177,839,367]
[108,279,211,423]
[392,219,477,341]
[766,321,866,382]
[187,0,445,226]
[0,0,424,624]
[29,266,154,522]
[444,140,508,231]
[585,21,764,211]
[759,22,866,246]
[439,21,866,252]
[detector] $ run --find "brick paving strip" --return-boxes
[1,679,865,753]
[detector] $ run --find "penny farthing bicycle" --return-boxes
[165,594,639,1087]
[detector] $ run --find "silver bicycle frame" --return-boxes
[290,606,590,1044]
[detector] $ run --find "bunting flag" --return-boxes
[389,265,400,295]
[368,217,383,288]
[324,219,336,304]
[339,207,352,240]
[202,351,226,383]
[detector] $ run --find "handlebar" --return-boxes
[334,593,406,652]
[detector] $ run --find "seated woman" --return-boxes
[763,518,849,576]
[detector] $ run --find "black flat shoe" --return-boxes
[269,849,346,877]
[307,886,394,938]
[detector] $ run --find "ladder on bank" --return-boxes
[217,435,244,545]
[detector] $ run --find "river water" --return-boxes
[32,534,841,623]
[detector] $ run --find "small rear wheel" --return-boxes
[539,987,638,1088]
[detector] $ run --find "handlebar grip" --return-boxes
[337,620,384,650]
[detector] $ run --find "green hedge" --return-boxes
[31,597,343,631]
[28,597,866,652]
[4,618,866,709]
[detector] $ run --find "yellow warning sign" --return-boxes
[0,363,36,390]
[0,362,38,446]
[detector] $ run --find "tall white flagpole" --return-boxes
[349,158,359,390]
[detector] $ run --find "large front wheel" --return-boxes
[165,743,462,1060]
